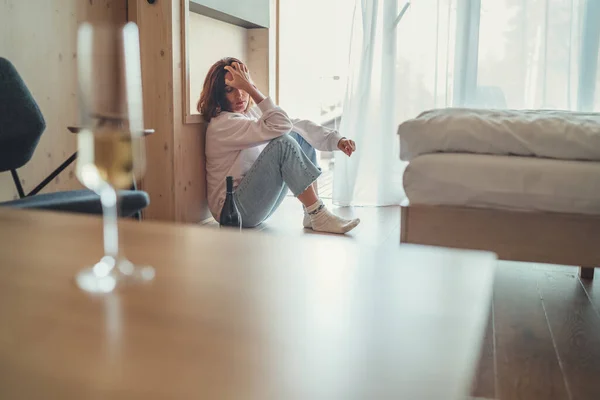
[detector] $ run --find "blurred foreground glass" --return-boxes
[75,22,155,293]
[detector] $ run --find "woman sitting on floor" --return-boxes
[199,57,359,234]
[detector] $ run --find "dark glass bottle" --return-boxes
[219,176,242,230]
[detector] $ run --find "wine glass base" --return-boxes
[76,259,155,294]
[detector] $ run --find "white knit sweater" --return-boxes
[205,97,343,220]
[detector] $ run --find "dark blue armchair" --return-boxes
[0,57,149,219]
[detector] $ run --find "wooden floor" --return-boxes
[202,197,600,400]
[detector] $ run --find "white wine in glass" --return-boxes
[75,22,154,293]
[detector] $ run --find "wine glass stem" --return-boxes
[100,185,120,261]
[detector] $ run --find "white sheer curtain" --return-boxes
[333,0,404,206]
[334,0,600,207]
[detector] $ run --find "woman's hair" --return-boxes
[197,57,251,122]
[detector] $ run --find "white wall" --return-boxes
[188,13,248,115]
[190,0,269,28]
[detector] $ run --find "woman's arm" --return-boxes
[244,83,266,106]
[291,118,356,156]
[290,118,343,151]
[209,97,293,151]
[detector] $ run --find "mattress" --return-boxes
[398,108,600,162]
[403,153,600,215]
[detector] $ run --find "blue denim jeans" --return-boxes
[234,132,320,228]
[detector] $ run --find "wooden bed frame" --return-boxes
[400,205,600,279]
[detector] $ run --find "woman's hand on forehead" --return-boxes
[224,61,253,91]
[225,71,234,85]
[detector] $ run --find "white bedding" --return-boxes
[398,108,600,162]
[403,153,600,215]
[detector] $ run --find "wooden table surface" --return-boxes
[0,208,496,399]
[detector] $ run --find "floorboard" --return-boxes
[470,305,496,399]
[537,268,600,400]
[579,268,600,320]
[493,262,569,400]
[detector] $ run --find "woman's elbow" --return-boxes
[267,120,293,136]
[282,119,294,134]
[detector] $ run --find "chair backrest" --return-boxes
[0,57,46,172]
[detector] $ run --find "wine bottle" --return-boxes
[219,176,242,230]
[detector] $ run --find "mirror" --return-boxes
[180,0,276,124]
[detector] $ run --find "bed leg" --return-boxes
[579,267,595,280]
[400,207,408,244]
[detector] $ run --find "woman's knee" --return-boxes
[288,132,317,163]
[270,134,299,148]
[262,134,302,158]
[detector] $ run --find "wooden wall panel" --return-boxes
[128,0,176,221]
[0,0,126,201]
[77,0,127,23]
[173,0,209,223]
[246,29,270,95]
[130,0,209,222]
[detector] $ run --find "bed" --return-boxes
[398,108,600,279]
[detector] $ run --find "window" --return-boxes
[278,0,354,125]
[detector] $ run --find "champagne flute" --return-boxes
[75,22,155,293]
